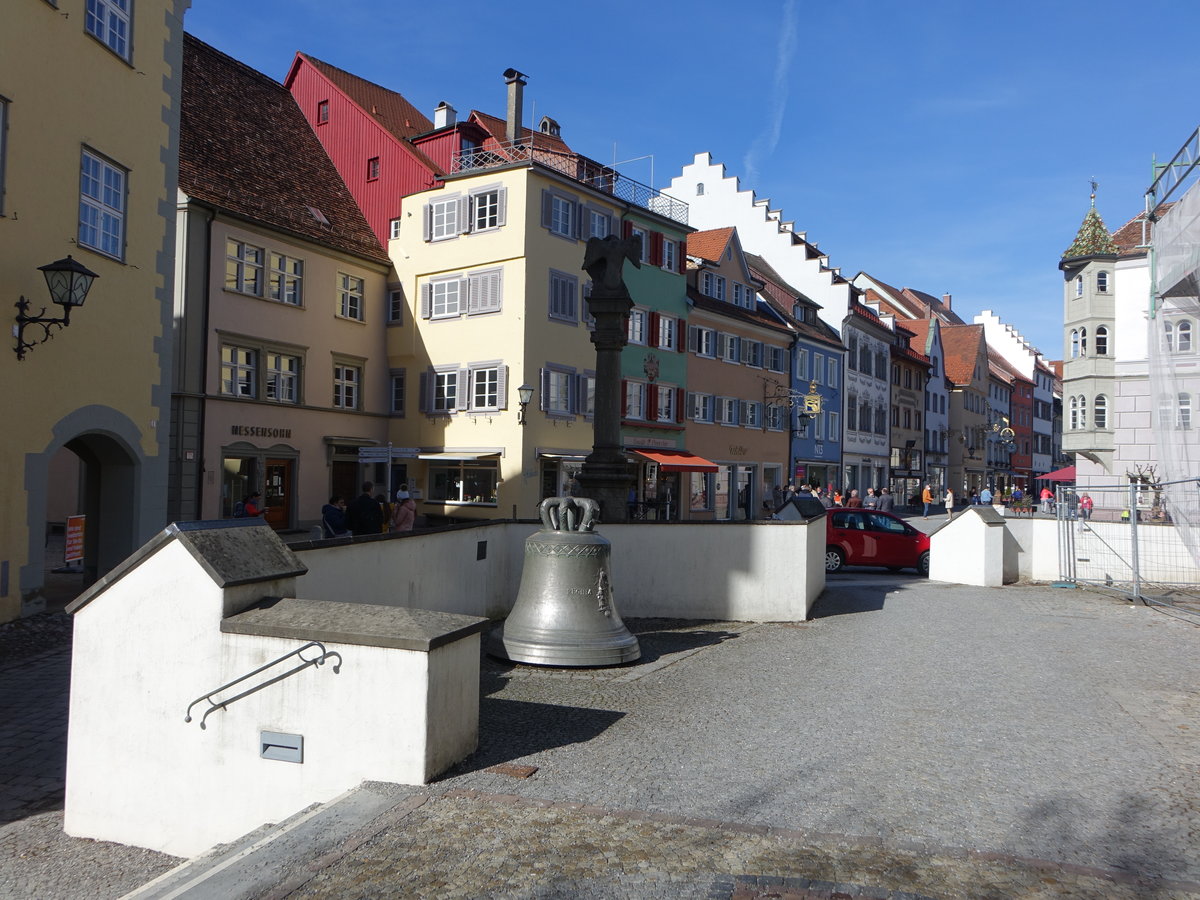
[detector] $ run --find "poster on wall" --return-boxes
[65,515,85,563]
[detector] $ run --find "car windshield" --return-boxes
[867,513,908,533]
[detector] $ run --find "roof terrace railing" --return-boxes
[451,140,688,226]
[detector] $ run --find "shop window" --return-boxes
[428,459,498,505]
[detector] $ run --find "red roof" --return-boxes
[686,227,735,263]
[940,324,986,386]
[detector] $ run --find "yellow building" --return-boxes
[0,0,190,621]
[390,165,618,519]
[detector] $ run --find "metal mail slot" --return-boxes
[260,731,303,763]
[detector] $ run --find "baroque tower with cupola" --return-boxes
[1059,190,1119,471]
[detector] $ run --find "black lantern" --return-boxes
[14,255,100,360]
[516,383,535,424]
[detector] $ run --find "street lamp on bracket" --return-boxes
[762,376,823,437]
[13,255,100,360]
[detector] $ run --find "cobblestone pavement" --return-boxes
[2,581,1199,898]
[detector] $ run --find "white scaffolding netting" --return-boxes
[1149,184,1200,568]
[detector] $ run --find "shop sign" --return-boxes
[231,425,292,439]
[65,515,85,563]
[633,437,677,449]
[728,445,748,456]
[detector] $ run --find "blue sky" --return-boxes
[184,0,1200,358]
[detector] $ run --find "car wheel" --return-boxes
[825,547,845,572]
[918,551,930,577]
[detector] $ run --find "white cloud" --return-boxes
[742,0,799,186]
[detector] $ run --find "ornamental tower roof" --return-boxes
[1062,197,1119,260]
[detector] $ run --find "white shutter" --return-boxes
[456,368,469,410]
[497,365,508,409]
[421,283,432,318]
[422,203,432,242]
[458,195,471,234]
[496,188,507,228]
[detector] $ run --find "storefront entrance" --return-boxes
[263,459,293,530]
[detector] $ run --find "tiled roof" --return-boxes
[940,323,986,386]
[1062,206,1119,259]
[1109,205,1171,258]
[301,54,432,140]
[901,288,966,325]
[744,253,844,350]
[686,227,735,263]
[181,36,388,263]
[687,287,792,337]
[904,317,934,355]
[469,110,574,155]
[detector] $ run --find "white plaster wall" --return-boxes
[1114,256,1151,364]
[1004,518,1063,583]
[296,519,825,623]
[295,523,524,619]
[928,510,1005,586]
[66,540,479,857]
[666,154,852,330]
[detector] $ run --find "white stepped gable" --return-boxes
[667,152,853,331]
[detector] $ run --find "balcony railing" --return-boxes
[451,140,688,226]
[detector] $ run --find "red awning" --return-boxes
[632,449,719,473]
[1035,465,1076,481]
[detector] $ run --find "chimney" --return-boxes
[434,101,456,129]
[942,292,952,309]
[503,68,526,144]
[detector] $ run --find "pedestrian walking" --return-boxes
[980,487,993,505]
[346,481,383,536]
[921,484,933,518]
[847,489,863,508]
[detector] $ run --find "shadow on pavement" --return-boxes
[443,697,625,778]
[810,583,892,617]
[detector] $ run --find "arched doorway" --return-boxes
[23,414,153,613]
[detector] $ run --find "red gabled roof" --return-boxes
[288,52,443,176]
[299,54,432,140]
[940,324,986,386]
[1110,205,1172,258]
[468,109,575,155]
[686,227,735,264]
[901,288,966,325]
[180,35,388,263]
[687,287,792,337]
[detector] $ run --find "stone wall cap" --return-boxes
[67,520,307,615]
[221,597,489,651]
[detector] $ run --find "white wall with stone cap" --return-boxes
[928,506,1012,587]
[294,517,826,622]
[64,522,485,857]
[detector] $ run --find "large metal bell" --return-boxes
[490,497,640,667]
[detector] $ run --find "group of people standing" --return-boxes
[775,483,896,512]
[321,480,417,538]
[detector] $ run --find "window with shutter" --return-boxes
[425,195,462,241]
[467,268,503,314]
[548,270,578,321]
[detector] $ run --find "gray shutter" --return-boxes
[497,365,508,409]
[458,195,471,234]
[418,371,429,413]
[541,190,553,229]
[568,371,578,413]
[687,392,697,419]
[496,188,507,227]
[422,203,432,242]
[466,274,478,314]
[688,325,700,353]
[421,283,432,318]
[456,368,470,411]
[573,200,584,240]
[540,367,550,411]
[458,277,469,314]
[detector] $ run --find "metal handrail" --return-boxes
[184,641,342,730]
[451,140,689,226]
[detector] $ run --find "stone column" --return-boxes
[576,236,640,523]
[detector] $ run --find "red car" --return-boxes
[825,508,931,575]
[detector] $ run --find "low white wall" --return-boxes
[295,522,524,620]
[295,518,825,623]
[1005,518,1062,583]
[929,510,1007,586]
[66,539,481,858]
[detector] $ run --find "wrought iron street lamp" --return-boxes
[516,383,534,424]
[13,255,99,360]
